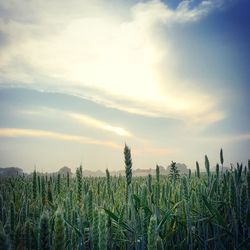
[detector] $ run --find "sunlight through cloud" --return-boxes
[0,0,227,125]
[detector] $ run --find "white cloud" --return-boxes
[0,0,226,124]
[0,128,122,149]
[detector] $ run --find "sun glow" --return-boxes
[0,0,225,124]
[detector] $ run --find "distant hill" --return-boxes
[108,164,189,177]
[0,163,190,177]
[36,166,73,177]
[0,167,23,178]
[58,166,73,177]
[0,166,72,178]
[82,169,106,177]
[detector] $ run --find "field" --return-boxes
[0,146,249,250]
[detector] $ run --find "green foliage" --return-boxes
[106,168,111,198]
[147,174,152,193]
[196,161,200,178]
[229,175,236,208]
[92,210,99,250]
[76,167,82,204]
[0,195,3,222]
[57,174,61,194]
[10,201,15,233]
[71,228,77,250]
[53,210,65,250]
[240,185,247,225]
[247,171,250,200]
[24,221,31,250]
[124,144,132,204]
[147,215,157,250]
[0,221,10,250]
[156,165,160,207]
[41,176,46,206]
[182,176,189,200]
[124,144,132,186]
[33,170,37,200]
[38,175,41,194]
[10,201,16,249]
[98,211,107,250]
[168,161,179,186]
[67,172,70,188]
[156,165,160,184]
[0,147,249,250]
[216,163,219,178]
[220,148,224,165]
[205,155,210,177]
[87,189,93,223]
[47,180,53,204]
[39,212,50,250]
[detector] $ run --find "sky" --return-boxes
[0,0,249,173]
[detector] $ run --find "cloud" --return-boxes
[0,128,122,149]
[175,0,222,22]
[68,112,132,137]
[132,0,222,24]
[0,0,227,125]
[15,106,177,157]
[19,106,132,137]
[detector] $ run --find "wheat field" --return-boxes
[0,146,249,249]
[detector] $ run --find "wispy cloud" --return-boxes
[0,128,122,149]
[175,0,223,22]
[68,112,132,137]
[132,0,223,24]
[19,107,132,137]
